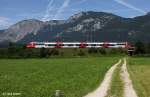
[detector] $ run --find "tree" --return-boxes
[78,50,85,56]
[99,48,106,55]
[88,48,98,54]
[134,41,146,54]
[8,42,17,58]
[40,48,48,58]
[49,49,59,56]
[146,42,150,54]
[109,48,117,54]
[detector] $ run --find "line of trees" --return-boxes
[134,41,150,56]
[0,43,126,59]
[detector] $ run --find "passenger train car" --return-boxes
[26,42,131,49]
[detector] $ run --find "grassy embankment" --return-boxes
[0,57,119,97]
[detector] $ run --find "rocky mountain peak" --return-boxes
[45,20,66,25]
[67,11,117,23]
[2,19,45,42]
[146,12,150,15]
[6,19,44,35]
[67,12,86,22]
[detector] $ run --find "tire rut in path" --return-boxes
[84,60,121,97]
[120,58,138,97]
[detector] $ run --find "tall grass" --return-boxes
[128,57,150,97]
[0,57,119,97]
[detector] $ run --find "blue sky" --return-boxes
[0,0,150,29]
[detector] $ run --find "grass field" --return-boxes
[128,57,150,97]
[0,57,119,97]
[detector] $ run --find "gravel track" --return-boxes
[84,60,121,97]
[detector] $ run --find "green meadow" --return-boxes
[0,57,119,97]
[128,57,150,97]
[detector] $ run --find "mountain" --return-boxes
[0,11,150,44]
[0,19,45,42]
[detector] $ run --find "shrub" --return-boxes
[99,48,106,55]
[78,50,85,56]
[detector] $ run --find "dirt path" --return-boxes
[120,58,138,97]
[84,60,121,97]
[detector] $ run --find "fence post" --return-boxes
[52,90,65,97]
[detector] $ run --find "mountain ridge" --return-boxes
[0,11,150,44]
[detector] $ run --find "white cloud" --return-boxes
[53,0,70,20]
[42,0,88,21]
[42,0,54,21]
[71,0,87,6]
[114,0,146,14]
[0,16,12,29]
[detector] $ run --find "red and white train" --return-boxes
[26,42,131,49]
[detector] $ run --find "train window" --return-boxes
[36,43,44,45]
[68,44,74,46]
[90,44,97,46]
[48,44,64,46]
[60,44,64,46]
[108,44,115,46]
[76,44,80,46]
[84,44,88,46]
[99,44,115,46]
[48,44,56,46]
[117,43,125,45]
